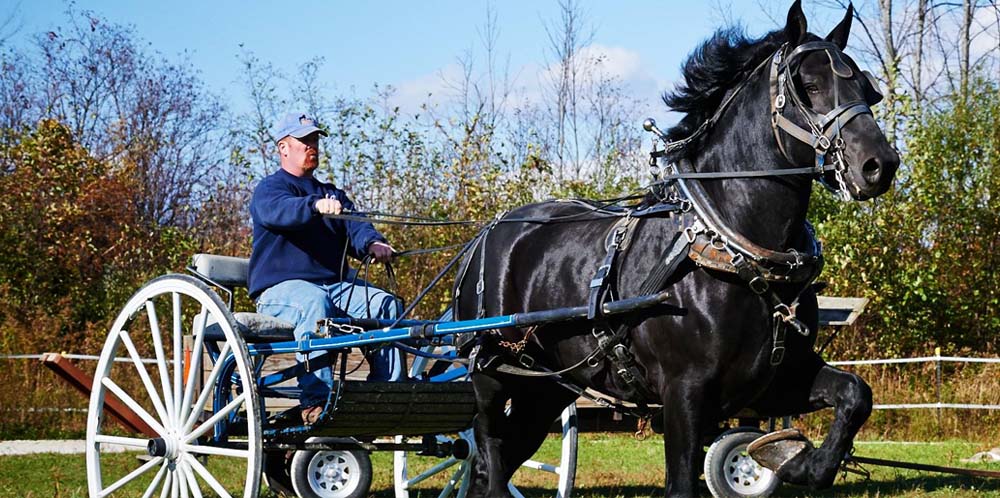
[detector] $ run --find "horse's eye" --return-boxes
[804,84,821,95]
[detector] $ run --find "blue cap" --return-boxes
[270,113,328,143]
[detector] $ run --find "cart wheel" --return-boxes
[264,451,296,497]
[86,274,262,498]
[289,437,372,498]
[393,347,577,498]
[704,428,781,498]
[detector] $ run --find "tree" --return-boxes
[6,6,232,228]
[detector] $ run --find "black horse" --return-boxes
[454,2,899,497]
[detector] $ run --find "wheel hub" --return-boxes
[147,433,180,460]
[323,464,344,487]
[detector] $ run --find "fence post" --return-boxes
[935,346,942,433]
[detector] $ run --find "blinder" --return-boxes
[861,70,884,106]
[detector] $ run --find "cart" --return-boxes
[84,253,670,497]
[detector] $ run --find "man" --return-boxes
[248,112,401,424]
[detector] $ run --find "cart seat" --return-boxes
[190,253,250,289]
[202,312,295,343]
[190,254,295,343]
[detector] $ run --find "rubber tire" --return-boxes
[704,429,782,498]
[290,438,373,498]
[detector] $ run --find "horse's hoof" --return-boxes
[747,428,814,472]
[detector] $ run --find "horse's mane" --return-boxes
[663,27,787,142]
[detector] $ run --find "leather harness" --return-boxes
[465,40,882,403]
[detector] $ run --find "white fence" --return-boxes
[829,348,1000,411]
[3,351,1000,411]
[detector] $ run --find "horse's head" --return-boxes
[774,1,899,200]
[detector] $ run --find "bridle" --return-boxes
[768,40,884,200]
[649,39,884,199]
[639,39,887,359]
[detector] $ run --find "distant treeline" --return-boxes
[0,2,998,361]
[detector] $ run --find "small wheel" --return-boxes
[264,451,296,497]
[704,428,781,498]
[86,274,262,497]
[393,347,578,498]
[290,438,372,498]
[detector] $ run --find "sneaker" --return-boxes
[301,405,323,425]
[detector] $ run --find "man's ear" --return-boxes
[784,0,808,46]
[277,139,288,156]
[825,3,854,50]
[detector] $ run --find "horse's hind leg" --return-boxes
[467,372,514,498]
[752,361,873,489]
[502,381,577,478]
[466,374,576,498]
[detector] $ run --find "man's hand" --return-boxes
[368,241,395,263]
[315,197,342,215]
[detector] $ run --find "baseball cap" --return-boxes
[271,113,328,143]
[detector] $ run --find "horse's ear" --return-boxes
[784,0,808,46]
[825,3,854,50]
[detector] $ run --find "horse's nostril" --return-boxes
[862,158,881,183]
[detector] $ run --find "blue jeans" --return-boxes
[256,275,404,408]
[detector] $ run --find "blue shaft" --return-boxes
[246,290,670,357]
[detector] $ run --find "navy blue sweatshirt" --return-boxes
[248,168,385,300]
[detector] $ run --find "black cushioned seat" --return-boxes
[191,253,296,343]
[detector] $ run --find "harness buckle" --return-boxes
[748,276,769,295]
[815,135,832,151]
[518,354,535,369]
[775,94,786,110]
[710,233,728,251]
[683,220,705,243]
[590,264,612,288]
[475,280,485,294]
[770,345,786,365]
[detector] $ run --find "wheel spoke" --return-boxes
[184,392,246,443]
[521,459,558,474]
[119,331,172,429]
[180,458,203,498]
[183,342,231,433]
[142,461,170,498]
[94,434,150,449]
[159,471,172,498]
[172,292,184,425]
[171,468,179,498]
[455,456,473,498]
[146,301,176,427]
[177,460,189,498]
[506,482,526,498]
[185,454,234,498]
[437,461,466,498]
[405,457,459,488]
[102,377,167,436]
[179,307,208,427]
[181,443,249,459]
[97,456,163,497]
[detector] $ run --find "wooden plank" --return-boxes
[40,352,158,438]
[817,296,869,327]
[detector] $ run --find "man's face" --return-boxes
[280,132,321,173]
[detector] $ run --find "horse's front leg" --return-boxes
[661,376,711,498]
[752,362,873,489]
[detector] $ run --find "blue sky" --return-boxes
[9,1,843,117]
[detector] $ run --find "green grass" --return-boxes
[1,435,998,497]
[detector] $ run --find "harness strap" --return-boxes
[588,216,638,320]
[588,231,692,400]
[476,213,507,319]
